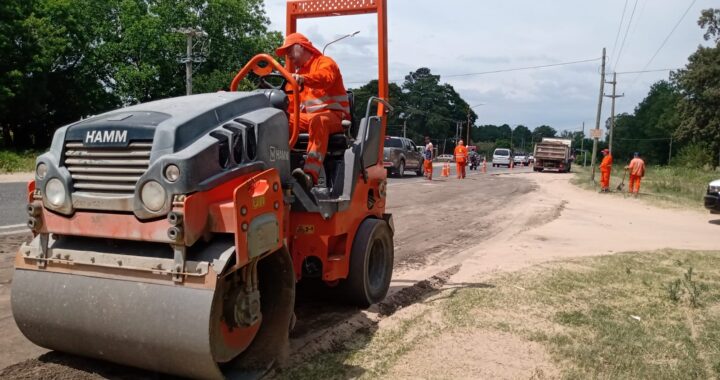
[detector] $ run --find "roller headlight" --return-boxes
[45,178,66,207]
[164,164,180,183]
[36,163,48,180]
[140,180,166,211]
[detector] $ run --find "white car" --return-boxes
[436,154,454,162]
[492,148,512,167]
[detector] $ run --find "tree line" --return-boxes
[1,0,281,148]
[3,1,717,168]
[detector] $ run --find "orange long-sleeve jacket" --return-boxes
[454,145,468,163]
[600,154,613,172]
[293,55,350,118]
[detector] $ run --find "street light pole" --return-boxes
[322,31,360,54]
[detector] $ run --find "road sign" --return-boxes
[590,128,602,139]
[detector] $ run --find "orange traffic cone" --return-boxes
[510,160,514,170]
[441,163,450,177]
[482,158,487,174]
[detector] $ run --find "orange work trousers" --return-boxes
[629,175,642,194]
[290,110,345,182]
[424,159,433,179]
[456,161,467,179]
[600,169,611,189]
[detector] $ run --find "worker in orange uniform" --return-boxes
[423,136,434,180]
[276,33,350,190]
[599,148,613,192]
[625,152,646,197]
[454,140,468,179]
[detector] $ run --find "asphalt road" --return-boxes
[0,183,28,234]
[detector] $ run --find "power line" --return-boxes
[616,137,671,141]
[615,68,680,75]
[613,0,639,71]
[626,0,697,93]
[610,0,630,59]
[443,58,602,78]
[345,57,602,85]
[639,0,697,74]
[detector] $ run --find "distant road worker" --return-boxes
[454,140,468,179]
[625,152,646,197]
[423,136,434,180]
[599,148,613,192]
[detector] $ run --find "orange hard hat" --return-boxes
[275,32,322,57]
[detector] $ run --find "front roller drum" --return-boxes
[11,247,295,379]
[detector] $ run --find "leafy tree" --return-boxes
[609,81,680,164]
[0,0,280,149]
[399,68,477,143]
[511,125,532,152]
[671,8,720,167]
[532,125,557,142]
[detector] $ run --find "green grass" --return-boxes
[572,164,718,209]
[280,250,720,379]
[0,149,39,173]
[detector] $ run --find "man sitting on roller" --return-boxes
[276,32,350,190]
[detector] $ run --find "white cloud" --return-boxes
[262,0,712,132]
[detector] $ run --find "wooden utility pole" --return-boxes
[173,27,208,95]
[590,48,606,182]
[604,72,624,155]
[466,112,471,144]
[581,121,586,167]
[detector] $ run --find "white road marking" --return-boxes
[0,224,26,230]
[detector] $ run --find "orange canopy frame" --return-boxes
[285,0,389,131]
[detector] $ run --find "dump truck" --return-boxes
[12,1,393,378]
[533,137,572,172]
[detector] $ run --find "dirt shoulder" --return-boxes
[282,172,720,379]
[0,172,32,183]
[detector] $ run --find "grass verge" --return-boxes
[279,250,720,379]
[571,165,717,210]
[0,150,38,173]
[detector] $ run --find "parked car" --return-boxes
[492,148,512,167]
[513,152,529,166]
[704,179,720,213]
[383,136,424,177]
[436,154,454,162]
[528,154,535,164]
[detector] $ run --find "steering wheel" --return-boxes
[230,54,300,148]
[259,72,286,90]
[259,72,305,95]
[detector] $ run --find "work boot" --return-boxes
[292,168,313,192]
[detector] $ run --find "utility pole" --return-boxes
[466,112,471,144]
[604,72,624,155]
[668,136,673,164]
[174,27,208,95]
[590,48,606,182]
[581,121,586,167]
[403,118,407,139]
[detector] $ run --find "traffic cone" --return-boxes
[441,163,449,177]
[510,160,514,170]
[482,158,487,174]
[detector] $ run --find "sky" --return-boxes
[262,0,713,134]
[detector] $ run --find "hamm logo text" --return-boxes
[85,130,128,144]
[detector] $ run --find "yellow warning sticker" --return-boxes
[252,196,266,209]
[296,225,315,234]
